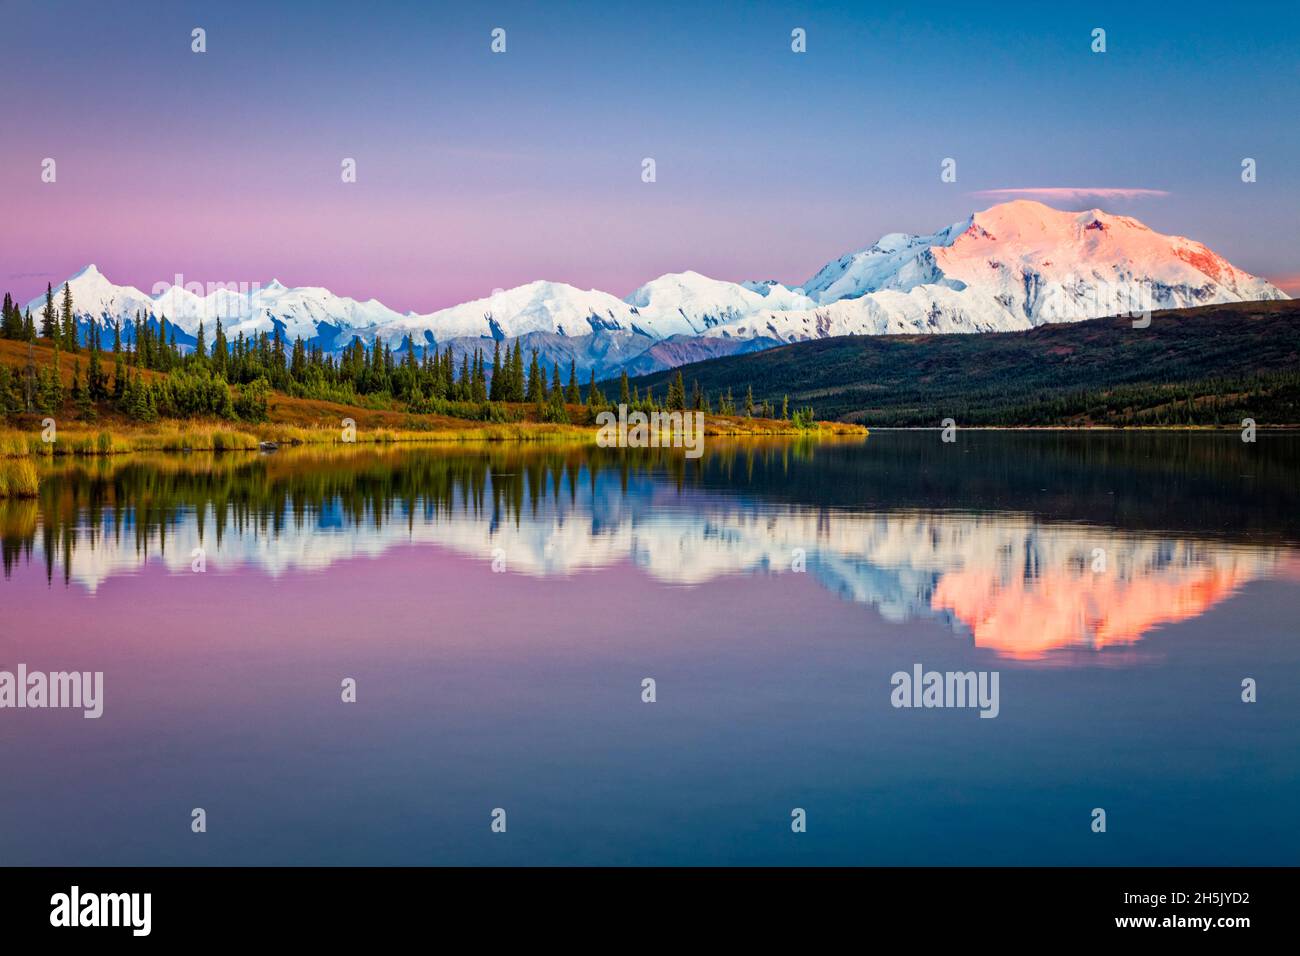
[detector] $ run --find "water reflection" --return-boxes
[5,435,1296,662]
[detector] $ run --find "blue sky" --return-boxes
[2,0,1297,308]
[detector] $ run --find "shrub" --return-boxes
[540,399,570,424]
[233,378,271,422]
[406,395,524,423]
[154,368,235,419]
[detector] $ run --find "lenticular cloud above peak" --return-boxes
[969,187,1172,202]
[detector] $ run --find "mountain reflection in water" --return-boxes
[5,433,1297,663]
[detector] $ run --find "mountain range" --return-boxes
[26,200,1287,378]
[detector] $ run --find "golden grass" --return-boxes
[0,411,864,462]
[0,458,39,498]
[0,433,34,458]
[251,421,599,446]
[0,425,262,455]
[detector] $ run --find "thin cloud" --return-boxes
[969,187,1170,202]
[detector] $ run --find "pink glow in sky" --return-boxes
[2,1,1296,313]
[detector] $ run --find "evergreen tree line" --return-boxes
[855,371,1300,427]
[1,282,81,350]
[0,283,268,423]
[609,370,801,420]
[4,286,793,425]
[0,329,264,424]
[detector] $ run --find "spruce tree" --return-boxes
[75,361,95,419]
[291,336,305,381]
[40,344,65,411]
[0,365,13,415]
[525,349,542,403]
[213,318,228,376]
[112,351,126,402]
[566,360,581,404]
[1,293,18,338]
[127,371,147,421]
[36,367,56,413]
[472,350,488,402]
[509,340,524,401]
[668,371,686,411]
[441,346,454,398]
[60,282,78,352]
[158,317,171,370]
[88,327,107,400]
[22,342,37,411]
[490,340,502,401]
[40,283,56,339]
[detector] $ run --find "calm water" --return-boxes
[2,432,1298,865]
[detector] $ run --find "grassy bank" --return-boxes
[0,457,38,497]
[0,414,863,459]
[0,337,862,501]
[0,417,863,501]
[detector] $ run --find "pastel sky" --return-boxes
[2,0,1298,311]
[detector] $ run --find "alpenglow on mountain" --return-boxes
[32,200,1286,378]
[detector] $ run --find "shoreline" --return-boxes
[2,419,1288,463]
[0,416,866,460]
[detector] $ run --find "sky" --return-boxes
[2,0,1298,311]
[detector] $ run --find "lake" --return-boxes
[2,431,1298,865]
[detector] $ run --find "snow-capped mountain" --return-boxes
[329,273,811,349]
[28,265,406,350]
[624,271,813,335]
[707,200,1286,342]
[355,280,639,347]
[802,222,967,302]
[29,201,1286,374]
[29,264,157,330]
